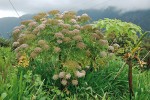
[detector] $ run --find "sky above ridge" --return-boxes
[0,0,150,18]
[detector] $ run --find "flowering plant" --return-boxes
[12,10,119,93]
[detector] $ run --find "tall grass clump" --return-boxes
[0,47,49,100]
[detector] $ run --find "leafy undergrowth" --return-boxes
[0,10,150,100]
[0,48,150,100]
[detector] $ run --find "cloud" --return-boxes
[0,0,150,15]
[106,0,150,12]
[0,10,25,18]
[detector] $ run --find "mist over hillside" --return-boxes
[0,8,150,38]
[78,8,150,31]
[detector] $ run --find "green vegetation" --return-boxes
[0,38,10,47]
[94,18,142,49]
[0,10,150,100]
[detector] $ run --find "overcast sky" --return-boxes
[0,0,150,18]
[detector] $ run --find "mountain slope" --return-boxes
[0,14,33,38]
[0,17,20,38]
[0,9,150,38]
[78,8,150,31]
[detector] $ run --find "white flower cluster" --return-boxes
[52,72,72,86]
[52,69,86,86]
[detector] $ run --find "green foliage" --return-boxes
[94,18,143,53]
[0,48,49,100]
[0,69,48,100]
[139,36,150,69]
[133,68,150,100]
[0,37,10,47]
[83,58,129,100]
[0,47,16,80]
[142,36,150,50]
[12,10,118,92]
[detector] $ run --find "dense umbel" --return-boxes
[12,10,119,87]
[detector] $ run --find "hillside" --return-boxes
[0,14,33,38]
[0,17,20,38]
[78,8,150,31]
[0,9,150,38]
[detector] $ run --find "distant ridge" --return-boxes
[78,8,150,31]
[0,14,33,38]
[0,8,150,38]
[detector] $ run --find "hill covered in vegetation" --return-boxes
[78,8,150,31]
[0,8,150,38]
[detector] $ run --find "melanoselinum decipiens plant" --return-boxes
[11,10,119,94]
[94,18,142,55]
[94,18,149,99]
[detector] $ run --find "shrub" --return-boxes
[11,10,119,95]
[94,18,143,54]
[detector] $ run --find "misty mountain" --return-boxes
[0,14,33,38]
[0,8,150,38]
[0,17,19,38]
[78,8,150,31]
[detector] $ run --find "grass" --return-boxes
[133,69,150,100]
[0,47,150,99]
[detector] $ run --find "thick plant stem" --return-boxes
[127,58,134,100]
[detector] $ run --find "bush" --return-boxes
[94,18,143,55]
[11,10,120,92]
